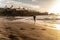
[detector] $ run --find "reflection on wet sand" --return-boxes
[0,16,60,40]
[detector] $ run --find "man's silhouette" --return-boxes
[33,15,36,24]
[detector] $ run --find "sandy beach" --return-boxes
[0,18,60,40]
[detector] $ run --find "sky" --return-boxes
[0,0,55,12]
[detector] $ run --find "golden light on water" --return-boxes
[48,0,60,30]
[48,0,60,15]
[53,24,60,30]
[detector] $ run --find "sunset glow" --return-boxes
[48,0,60,15]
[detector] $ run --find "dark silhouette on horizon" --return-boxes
[0,5,49,23]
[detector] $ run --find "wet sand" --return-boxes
[0,19,60,40]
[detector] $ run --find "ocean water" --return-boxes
[0,15,60,30]
[14,15,60,24]
[0,15,60,24]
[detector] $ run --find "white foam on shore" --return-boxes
[10,17,60,30]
